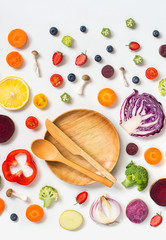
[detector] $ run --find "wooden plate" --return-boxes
[44,109,120,185]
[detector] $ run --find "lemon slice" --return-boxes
[0,76,30,110]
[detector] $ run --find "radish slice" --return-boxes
[126,199,148,223]
[101,65,114,78]
[0,115,15,143]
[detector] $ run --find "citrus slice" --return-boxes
[0,76,29,110]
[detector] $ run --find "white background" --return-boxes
[0,0,166,239]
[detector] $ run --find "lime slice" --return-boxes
[158,79,166,95]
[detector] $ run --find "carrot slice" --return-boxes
[8,29,27,48]
[6,51,23,68]
[0,198,5,214]
[26,204,43,222]
[144,147,162,165]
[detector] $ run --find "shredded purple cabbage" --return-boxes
[120,90,165,137]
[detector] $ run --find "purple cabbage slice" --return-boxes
[120,90,165,137]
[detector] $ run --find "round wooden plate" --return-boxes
[44,109,120,185]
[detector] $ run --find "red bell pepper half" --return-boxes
[2,149,37,185]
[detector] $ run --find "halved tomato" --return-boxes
[25,116,39,129]
[50,74,63,87]
[145,67,158,80]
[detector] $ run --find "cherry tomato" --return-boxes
[98,88,117,107]
[33,93,48,109]
[75,191,88,205]
[145,67,158,80]
[50,74,63,87]
[25,116,39,129]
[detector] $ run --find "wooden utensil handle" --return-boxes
[81,151,116,183]
[59,156,113,188]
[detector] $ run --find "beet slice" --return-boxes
[126,199,148,223]
[159,45,166,57]
[150,179,166,206]
[0,115,15,143]
[101,65,114,78]
[126,143,138,155]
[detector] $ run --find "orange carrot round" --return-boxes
[26,204,43,222]
[144,147,162,165]
[0,198,5,214]
[8,29,27,48]
[6,51,23,68]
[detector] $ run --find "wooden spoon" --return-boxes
[31,139,113,187]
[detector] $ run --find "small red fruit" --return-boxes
[52,52,63,65]
[75,52,87,66]
[145,67,158,80]
[150,213,162,227]
[75,191,88,205]
[128,42,140,51]
[25,116,39,129]
[50,74,63,87]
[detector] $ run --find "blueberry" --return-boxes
[49,27,58,36]
[94,55,102,62]
[80,25,87,32]
[106,45,113,53]
[153,30,160,37]
[132,76,140,84]
[67,73,76,82]
[10,213,18,221]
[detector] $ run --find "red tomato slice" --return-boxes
[50,74,63,87]
[145,67,158,80]
[25,116,39,129]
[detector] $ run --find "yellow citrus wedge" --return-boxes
[0,76,30,110]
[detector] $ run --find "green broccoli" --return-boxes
[122,161,148,191]
[39,186,58,207]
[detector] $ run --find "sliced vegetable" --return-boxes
[126,18,135,28]
[158,79,166,95]
[126,199,148,223]
[127,42,140,51]
[150,213,162,227]
[39,186,58,208]
[25,116,39,129]
[0,198,5,214]
[59,210,83,230]
[75,191,88,205]
[2,149,37,185]
[144,148,162,165]
[150,179,166,206]
[98,88,116,107]
[62,36,73,47]
[101,28,111,37]
[60,92,70,103]
[33,93,48,109]
[159,45,166,57]
[122,161,148,191]
[120,90,165,137]
[52,52,63,65]
[26,204,43,222]
[145,67,158,80]
[101,65,114,78]
[89,195,121,224]
[0,115,15,143]
[126,143,138,155]
[8,29,27,48]
[133,55,143,65]
[6,51,23,68]
[50,74,63,87]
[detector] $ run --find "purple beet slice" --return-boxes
[150,179,166,206]
[126,199,148,223]
[126,143,138,155]
[101,65,114,78]
[159,45,166,57]
[0,115,15,143]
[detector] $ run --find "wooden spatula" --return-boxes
[45,119,116,183]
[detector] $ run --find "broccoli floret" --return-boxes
[122,161,148,191]
[39,186,58,207]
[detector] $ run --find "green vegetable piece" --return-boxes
[122,161,148,191]
[39,186,58,207]
[62,35,73,47]
[133,55,143,65]
[158,79,166,95]
[126,18,135,28]
[101,28,111,37]
[60,92,70,103]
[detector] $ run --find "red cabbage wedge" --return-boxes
[120,90,165,137]
[150,179,166,206]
